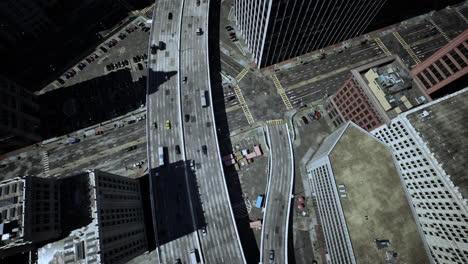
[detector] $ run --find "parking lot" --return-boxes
[38,16,151,95]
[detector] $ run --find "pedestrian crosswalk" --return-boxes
[232,199,252,218]
[42,151,50,177]
[266,119,285,125]
[233,85,255,125]
[271,74,293,110]
[235,67,249,83]
[392,32,421,65]
[374,38,392,57]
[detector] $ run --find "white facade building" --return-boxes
[307,122,430,263]
[370,88,468,263]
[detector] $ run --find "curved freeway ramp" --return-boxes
[261,123,294,264]
[146,0,246,263]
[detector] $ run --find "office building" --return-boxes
[234,0,387,68]
[306,122,430,263]
[0,76,41,154]
[38,170,148,264]
[411,29,468,98]
[0,176,61,257]
[371,88,468,263]
[325,56,430,131]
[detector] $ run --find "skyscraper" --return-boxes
[306,122,430,263]
[234,0,387,68]
[371,88,468,263]
[0,76,41,154]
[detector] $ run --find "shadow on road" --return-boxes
[39,69,146,139]
[208,1,259,263]
[147,69,178,95]
[146,160,205,246]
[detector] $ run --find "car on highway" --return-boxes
[165,120,171,130]
[94,131,103,135]
[184,114,190,122]
[175,145,181,155]
[196,28,203,35]
[269,250,275,263]
[168,12,173,20]
[126,146,137,152]
[151,44,157,54]
[68,138,80,144]
[174,259,181,264]
[183,76,187,83]
[201,226,207,236]
[202,145,207,155]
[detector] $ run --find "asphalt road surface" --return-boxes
[262,123,294,264]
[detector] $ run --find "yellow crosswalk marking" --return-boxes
[235,68,249,82]
[266,119,285,125]
[271,74,293,110]
[233,85,254,124]
[374,38,392,56]
[392,32,421,65]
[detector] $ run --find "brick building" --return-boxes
[411,30,468,97]
[325,56,431,131]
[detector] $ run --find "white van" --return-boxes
[190,249,199,264]
[158,147,165,166]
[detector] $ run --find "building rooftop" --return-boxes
[352,56,431,122]
[38,171,100,264]
[404,87,468,200]
[0,178,26,250]
[328,124,429,263]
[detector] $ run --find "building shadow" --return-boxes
[39,69,146,139]
[145,160,205,246]
[0,0,153,91]
[147,69,178,95]
[208,1,260,263]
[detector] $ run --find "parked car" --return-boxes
[78,63,86,70]
[95,131,103,135]
[127,120,136,124]
[118,33,126,40]
[225,25,234,31]
[229,32,236,36]
[175,145,181,154]
[111,39,118,44]
[123,60,129,66]
[229,35,236,39]
[301,116,309,124]
[232,38,238,42]
[138,63,144,70]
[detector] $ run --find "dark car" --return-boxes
[229,32,236,36]
[78,63,86,70]
[175,145,181,155]
[100,46,108,53]
[138,22,145,27]
[138,63,143,70]
[225,25,233,31]
[232,38,238,42]
[143,54,148,60]
[127,120,136,124]
[175,259,181,264]
[126,146,137,152]
[118,33,126,40]
[301,116,309,124]
[202,145,207,155]
[184,114,190,122]
[151,44,158,54]
[123,60,129,66]
[269,250,274,263]
[168,12,173,20]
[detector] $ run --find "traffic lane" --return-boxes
[263,125,292,264]
[221,52,244,76]
[181,15,245,264]
[48,120,145,165]
[277,43,383,87]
